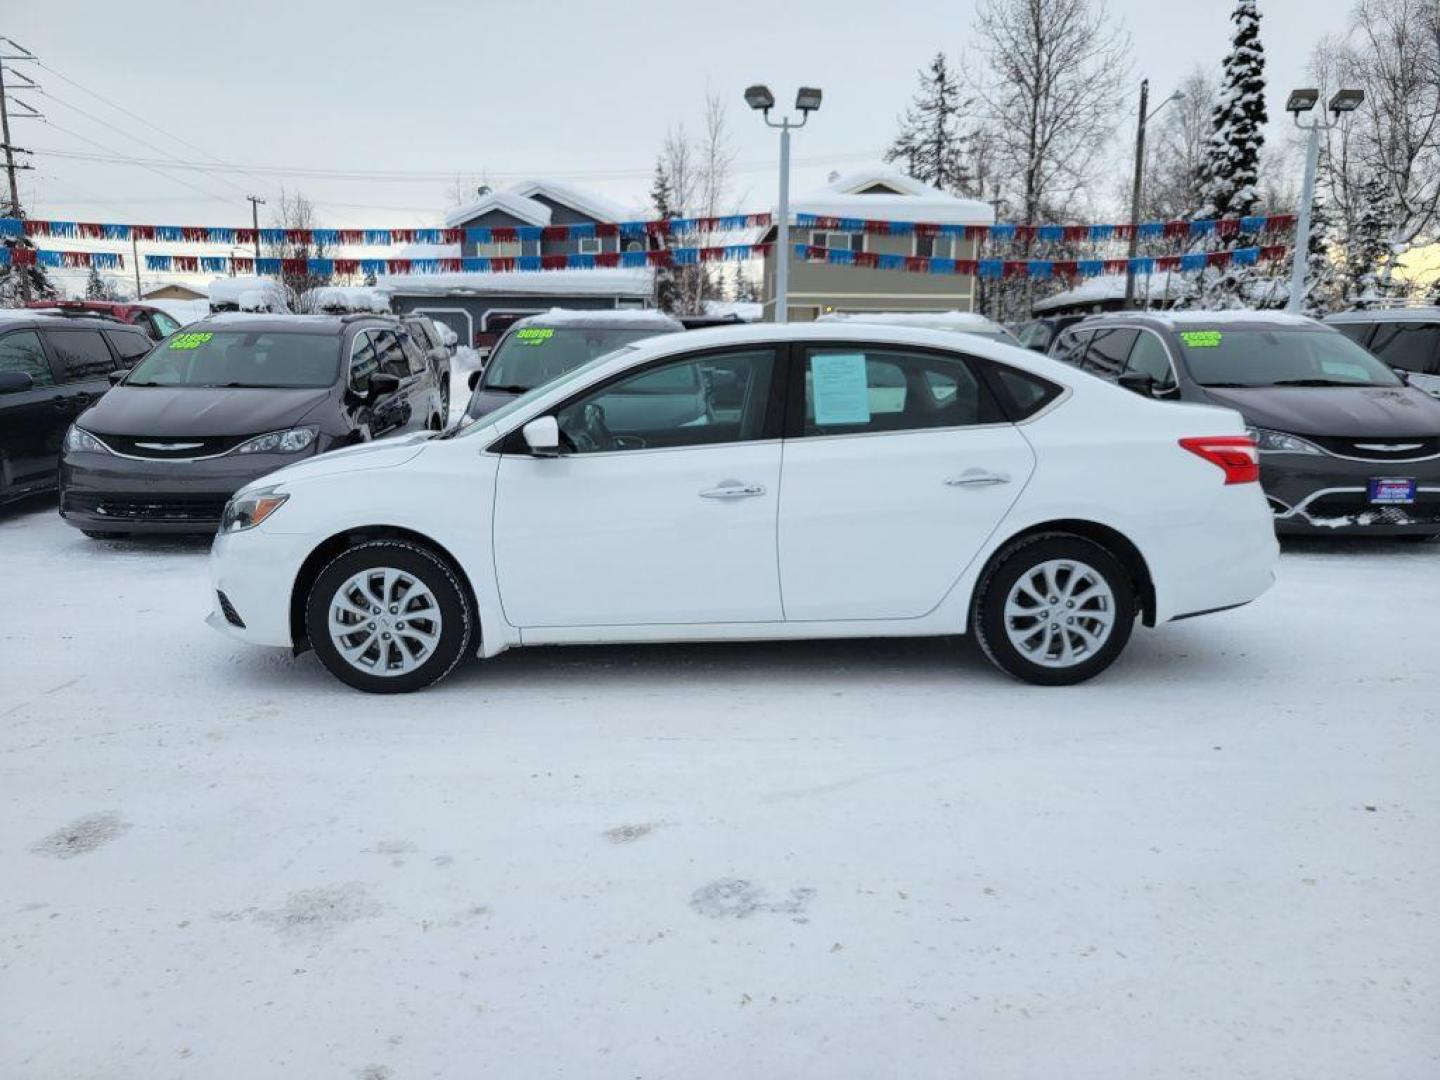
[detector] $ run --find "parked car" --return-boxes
[1324,307,1440,399]
[0,312,155,507]
[1013,314,1089,354]
[207,322,1276,693]
[1049,311,1440,536]
[58,313,444,537]
[27,300,185,341]
[463,308,685,422]
[398,313,454,418]
[817,310,1020,345]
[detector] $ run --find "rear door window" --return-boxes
[105,330,154,365]
[369,329,410,378]
[1084,328,1138,378]
[1122,331,1177,389]
[41,329,116,383]
[0,330,52,386]
[800,347,1001,436]
[1368,323,1440,375]
[397,330,428,374]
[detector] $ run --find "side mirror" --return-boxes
[108,368,130,386]
[1391,366,1412,384]
[521,415,561,457]
[1117,371,1157,397]
[468,370,482,393]
[0,370,34,394]
[366,372,401,401]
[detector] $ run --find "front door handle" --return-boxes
[945,471,1010,487]
[700,482,766,499]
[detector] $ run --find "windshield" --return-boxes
[482,327,671,392]
[125,330,339,388]
[451,347,638,438]
[1176,328,1404,389]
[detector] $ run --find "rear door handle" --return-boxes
[700,482,766,499]
[945,471,1010,487]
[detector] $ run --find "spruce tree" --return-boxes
[885,53,973,194]
[1301,190,1340,315]
[0,238,57,306]
[85,265,107,300]
[1197,0,1267,220]
[1348,171,1403,308]
[649,158,680,315]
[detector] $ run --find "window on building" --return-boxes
[577,236,603,255]
[811,231,864,253]
[915,234,953,259]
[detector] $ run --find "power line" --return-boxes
[42,119,231,206]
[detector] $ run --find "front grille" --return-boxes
[217,590,245,628]
[67,492,228,523]
[100,434,249,459]
[1303,492,1440,525]
[1308,435,1440,461]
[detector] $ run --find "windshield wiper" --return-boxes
[1270,378,1367,387]
[1198,381,1255,388]
[482,384,531,394]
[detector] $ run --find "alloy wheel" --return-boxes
[1002,558,1116,669]
[327,567,444,676]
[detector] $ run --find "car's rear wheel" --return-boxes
[305,540,473,693]
[974,534,1136,686]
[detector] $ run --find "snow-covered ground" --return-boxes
[2,503,1437,1080]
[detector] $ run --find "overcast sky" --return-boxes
[12,0,1358,232]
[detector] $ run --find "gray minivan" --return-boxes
[1324,307,1440,399]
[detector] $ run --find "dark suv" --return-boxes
[1050,311,1440,536]
[59,313,444,536]
[1324,307,1440,400]
[0,312,155,507]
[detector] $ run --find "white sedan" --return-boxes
[207,323,1278,692]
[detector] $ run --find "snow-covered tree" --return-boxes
[649,158,680,315]
[886,53,975,195]
[1197,0,1267,219]
[84,265,118,301]
[1301,189,1343,315]
[1347,170,1406,306]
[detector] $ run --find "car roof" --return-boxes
[192,312,357,335]
[0,309,135,331]
[1073,310,1327,333]
[1325,306,1440,324]
[510,307,685,332]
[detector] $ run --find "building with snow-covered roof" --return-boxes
[757,165,994,321]
[443,179,647,261]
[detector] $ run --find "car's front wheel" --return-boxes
[305,539,473,693]
[973,534,1136,686]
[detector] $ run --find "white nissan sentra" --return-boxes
[207,323,1278,692]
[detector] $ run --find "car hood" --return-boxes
[1202,384,1440,438]
[257,432,432,487]
[81,386,332,438]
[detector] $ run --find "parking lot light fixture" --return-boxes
[744,85,776,113]
[1287,86,1364,312]
[746,84,822,324]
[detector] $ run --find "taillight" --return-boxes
[1179,435,1260,485]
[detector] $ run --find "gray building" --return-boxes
[758,166,994,322]
[383,181,654,352]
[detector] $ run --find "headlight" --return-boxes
[232,427,318,455]
[64,426,111,454]
[220,486,289,533]
[1246,427,1324,455]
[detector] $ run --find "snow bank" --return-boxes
[207,275,292,313]
[145,298,211,327]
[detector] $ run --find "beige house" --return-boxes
[142,282,208,301]
[758,166,994,322]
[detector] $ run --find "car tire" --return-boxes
[305,539,473,694]
[438,375,451,421]
[973,534,1137,686]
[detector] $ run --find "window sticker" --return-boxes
[811,353,871,425]
[514,328,555,345]
[167,332,214,350]
[1179,330,1222,348]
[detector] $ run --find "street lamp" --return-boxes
[1124,79,1185,308]
[746,84,822,323]
[1286,85,1364,312]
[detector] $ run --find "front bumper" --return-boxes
[1261,454,1440,534]
[58,448,308,534]
[208,526,317,648]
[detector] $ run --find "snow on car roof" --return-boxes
[1147,310,1321,328]
[512,307,683,330]
[1325,306,1440,323]
[374,267,653,298]
[196,312,348,333]
[207,275,292,312]
[303,285,391,313]
[816,310,1008,334]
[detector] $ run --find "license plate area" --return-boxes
[1369,477,1417,505]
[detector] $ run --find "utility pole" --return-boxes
[1123,80,1149,310]
[0,38,39,303]
[131,233,142,300]
[246,195,265,265]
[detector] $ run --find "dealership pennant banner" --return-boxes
[0,211,1294,249]
[1,213,774,248]
[794,213,1297,242]
[0,247,124,270]
[137,243,775,276]
[792,243,1289,278]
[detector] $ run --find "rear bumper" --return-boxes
[1261,456,1440,534]
[58,449,300,534]
[1149,483,1279,623]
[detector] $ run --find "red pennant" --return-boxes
[541,254,568,270]
[490,227,517,244]
[854,250,879,269]
[955,259,978,275]
[1163,220,1189,238]
[1266,215,1295,232]
[439,258,462,273]
[595,251,620,268]
[1155,255,1181,271]
[233,257,255,273]
[12,246,35,265]
[334,258,360,276]
[595,223,619,239]
[387,259,412,275]
[234,228,254,246]
[1206,250,1233,267]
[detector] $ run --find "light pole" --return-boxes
[745,84,822,324]
[1123,79,1184,309]
[1286,87,1364,313]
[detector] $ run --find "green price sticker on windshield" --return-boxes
[1179,330,1222,348]
[168,332,214,351]
[514,328,554,346]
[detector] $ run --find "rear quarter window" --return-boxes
[985,362,1063,420]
